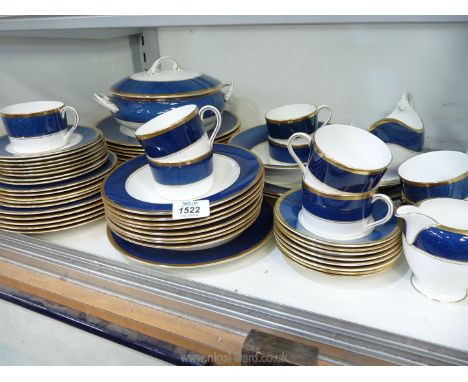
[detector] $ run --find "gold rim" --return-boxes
[100,150,265,216]
[400,170,467,187]
[111,83,223,101]
[103,183,264,227]
[107,206,261,250]
[274,188,402,248]
[135,108,199,141]
[265,108,317,125]
[147,150,212,168]
[0,127,103,162]
[268,137,309,149]
[274,220,401,254]
[0,153,109,185]
[106,226,273,268]
[302,180,378,201]
[275,231,402,266]
[368,117,424,134]
[0,106,62,118]
[313,141,389,175]
[106,200,261,244]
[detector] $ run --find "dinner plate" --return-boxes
[97,110,240,147]
[0,126,102,161]
[274,189,401,248]
[107,199,273,267]
[0,152,117,195]
[103,144,262,214]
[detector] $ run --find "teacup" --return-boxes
[0,101,79,154]
[265,104,332,140]
[288,125,392,193]
[135,104,222,201]
[398,150,468,204]
[298,171,394,240]
[268,136,310,164]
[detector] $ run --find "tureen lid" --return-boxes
[110,57,223,100]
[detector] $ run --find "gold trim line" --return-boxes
[265,109,317,125]
[111,83,223,101]
[400,170,467,187]
[0,107,62,118]
[302,180,377,200]
[368,117,424,134]
[147,150,213,168]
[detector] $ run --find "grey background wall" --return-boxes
[0,23,467,148]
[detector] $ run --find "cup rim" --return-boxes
[302,177,377,201]
[147,149,212,168]
[265,104,317,125]
[0,101,64,118]
[314,124,392,174]
[135,104,198,140]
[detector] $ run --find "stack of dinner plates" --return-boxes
[274,190,402,276]
[97,111,241,164]
[103,144,274,267]
[0,126,118,233]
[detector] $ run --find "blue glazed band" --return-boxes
[266,117,315,140]
[149,152,213,186]
[370,121,424,152]
[2,112,67,138]
[111,74,221,96]
[309,146,385,193]
[402,176,468,204]
[138,116,205,158]
[112,92,225,125]
[414,227,468,262]
[302,183,374,222]
[268,140,310,164]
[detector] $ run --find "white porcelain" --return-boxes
[402,234,468,302]
[398,150,468,187]
[8,130,77,154]
[387,91,423,131]
[154,172,215,201]
[126,154,241,203]
[380,144,418,185]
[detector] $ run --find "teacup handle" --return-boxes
[199,105,222,147]
[364,194,394,232]
[316,105,332,129]
[287,132,312,174]
[61,106,80,144]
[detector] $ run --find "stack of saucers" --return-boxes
[274,124,402,276]
[97,111,241,164]
[0,126,117,233]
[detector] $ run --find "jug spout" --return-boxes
[395,205,438,245]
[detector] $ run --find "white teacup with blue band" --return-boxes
[296,170,394,240]
[288,125,392,193]
[135,104,222,200]
[0,101,79,154]
[398,150,468,204]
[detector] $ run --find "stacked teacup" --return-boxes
[265,104,332,165]
[287,124,394,241]
[134,104,222,200]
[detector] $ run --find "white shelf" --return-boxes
[0,15,467,39]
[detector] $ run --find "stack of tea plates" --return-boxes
[0,126,118,233]
[274,190,402,276]
[97,111,241,163]
[103,144,273,267]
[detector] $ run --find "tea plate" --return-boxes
[107,200,273,267]
[0,126,101,161]
[103,144,261,213]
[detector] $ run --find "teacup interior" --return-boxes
[398,150,468,183]
[135,104,197,137]
[315,124,392,171]
[419,198,468,230]
[0,101,64,115]
[266,104,316,122]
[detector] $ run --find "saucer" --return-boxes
[0,126,102,161]
[97,110,240,147]
[107,200,273,267]
[275,189,401,248]
[103,144,262,214]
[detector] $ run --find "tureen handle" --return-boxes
[221,82,235,102]
[148,57,181,75]
[287,132,312,174]
[93,93,119,113]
